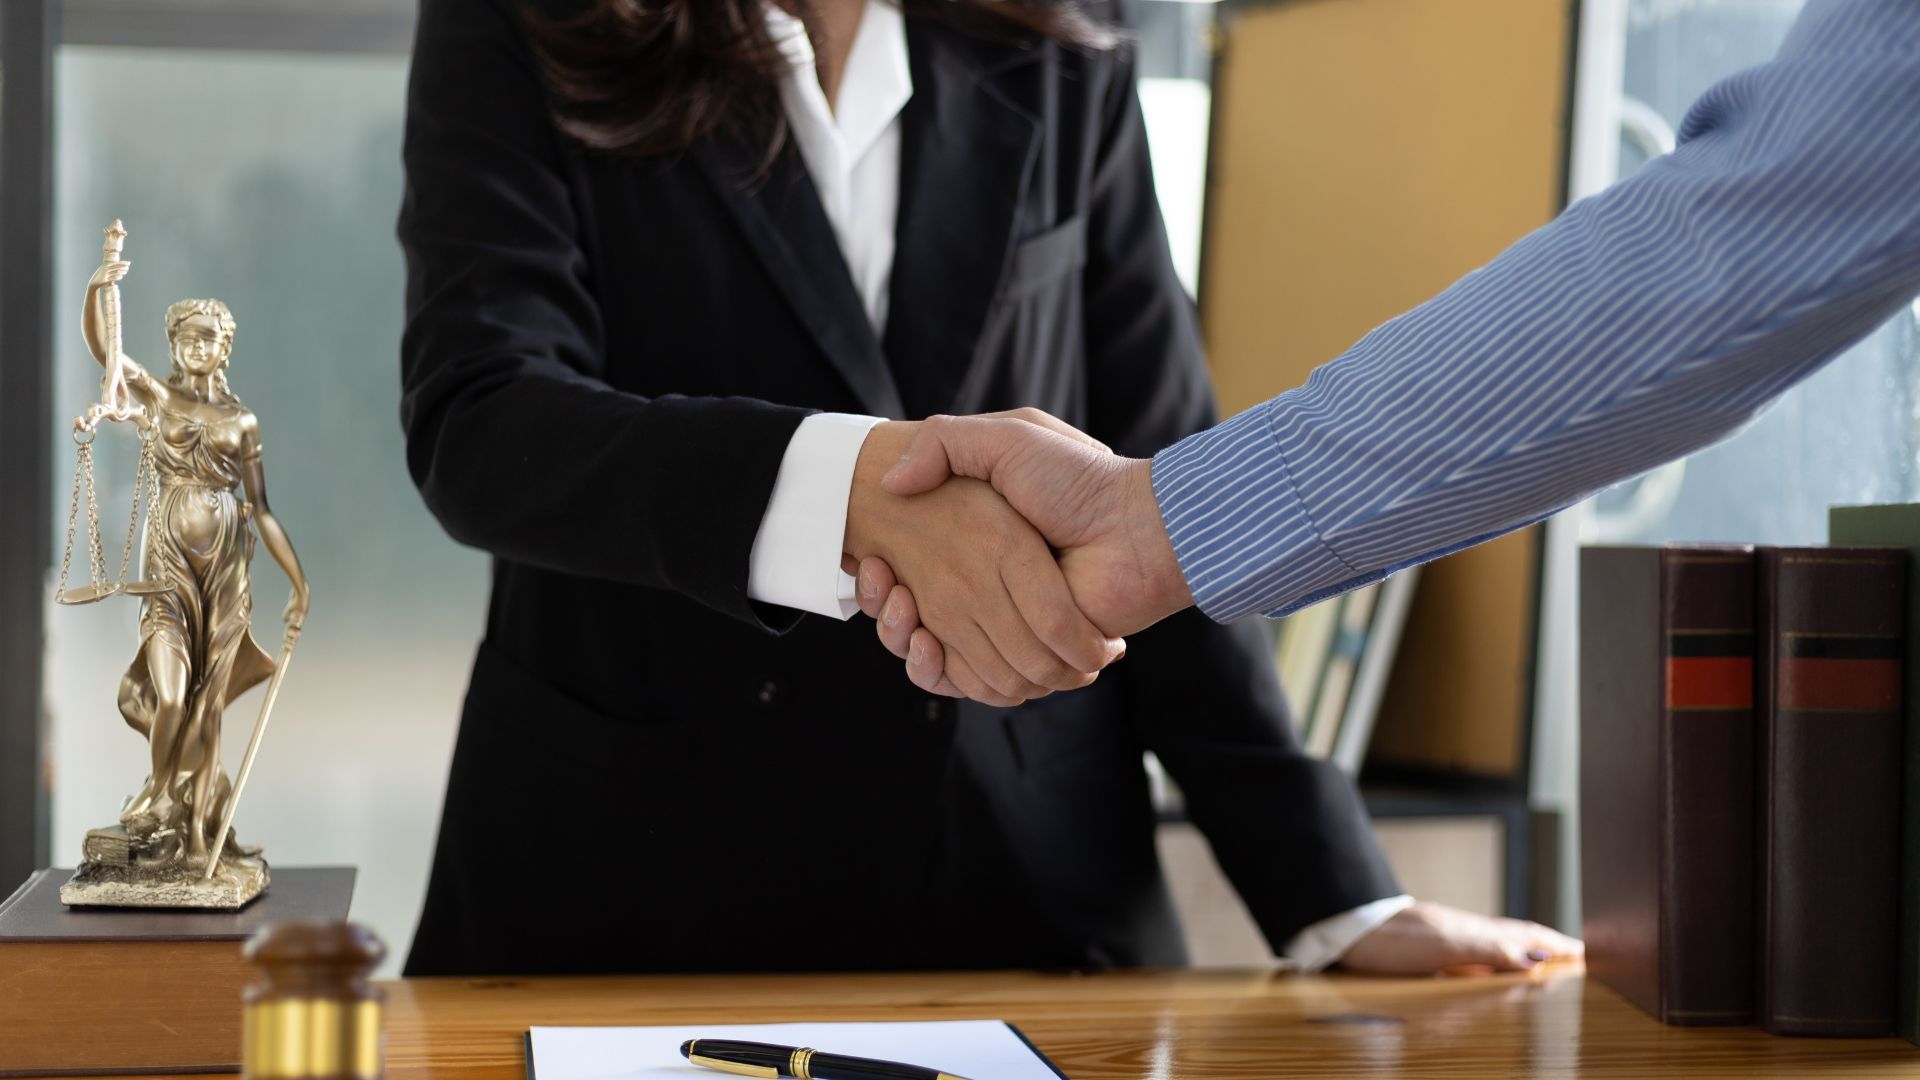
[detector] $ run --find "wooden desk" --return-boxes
[352,966,1920,1079]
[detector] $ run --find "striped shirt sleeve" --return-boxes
[1154,0,1920,623]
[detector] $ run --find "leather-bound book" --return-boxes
[1757,547,1905,1037]
[0,866,355,1075]
[1580,545,1756,1025]
[1829,505,1920,1044]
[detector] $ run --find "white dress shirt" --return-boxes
[741,0,1408,971]
[744,1,902,619]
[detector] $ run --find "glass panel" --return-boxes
[46,46,484,973]
[1544,0,1920,933]
[1139,75,1211,299]
[1586,0,1920,546]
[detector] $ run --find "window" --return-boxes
[1534,0,1920,931]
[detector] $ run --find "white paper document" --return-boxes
[527,1019,1064,1080]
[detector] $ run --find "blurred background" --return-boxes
[3,0,1914,975]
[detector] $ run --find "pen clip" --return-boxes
[687,1053,779,1079]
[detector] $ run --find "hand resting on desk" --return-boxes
[1336,901,1582,977]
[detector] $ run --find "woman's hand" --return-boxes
[854,410,1192,697]
[283,587,310,631]
[88,259,130,291]
[843,422,1122,707]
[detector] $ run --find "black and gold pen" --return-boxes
[680,1038,973,1080]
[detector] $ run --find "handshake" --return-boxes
[840,409,1196,707]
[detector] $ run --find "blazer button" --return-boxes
[757,680,781,706]
[924,700,944,723]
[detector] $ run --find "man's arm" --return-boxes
[1156,0,1920,623]
[879,0,1920,646]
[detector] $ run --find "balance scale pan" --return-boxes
[56,582,122,606]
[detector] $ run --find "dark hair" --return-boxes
[524,1,1115,162]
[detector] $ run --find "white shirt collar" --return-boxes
[764,1,912,171]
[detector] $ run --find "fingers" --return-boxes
[919,633,1019,706]
[1517,922,1584,961]
[882,411,1107,499]
[868,539,1119,703]
[904,628,943,693]
[942,607,1058,701]
[877,585,916,659]
[996,407,1111,455]
[1003,540,1124,678]
[883,587,1012,703]
[904,629,966,699]
[875,564,1044,699]
[952,518,1109,694]
[1472,919,1584,973]
[855,556,896,622]
[882,414,1048,495]
[868,520,1095,699]
[868,576,987,700]
[1450,917,1583,974]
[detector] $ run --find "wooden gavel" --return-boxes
[242,921,387,1080]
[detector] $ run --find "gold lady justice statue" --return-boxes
[58,221,311,909]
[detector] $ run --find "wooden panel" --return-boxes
[1369,530,1539,777]
[1202,0,1573,412]
[126,969,1920,1079]
[1202,0,1571,782]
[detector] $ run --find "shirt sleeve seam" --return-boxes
[1260,400,1366,579]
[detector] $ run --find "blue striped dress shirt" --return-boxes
[1153,0,1920,623]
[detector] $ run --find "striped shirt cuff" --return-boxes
[1151,400,1371,623]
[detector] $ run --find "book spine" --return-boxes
[1758,547,1905,1036]
[1658,549,1756,1024]
[1826,505,1920,1045]
[1580,546,1665,1020]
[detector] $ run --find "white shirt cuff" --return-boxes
[747,413,886,619]
[1280,894,1415,972]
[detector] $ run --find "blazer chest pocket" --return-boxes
[1003,216,1088,301]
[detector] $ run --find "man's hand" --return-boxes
[854,409,1194,699]
[1336,901,1584,976]
[844,421,1122,707]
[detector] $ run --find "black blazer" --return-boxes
[398,0,1399,976]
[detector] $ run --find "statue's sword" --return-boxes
[204,622,301,882]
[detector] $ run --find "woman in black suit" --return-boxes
[398,0,1577,976]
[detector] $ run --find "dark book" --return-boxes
[1830,505,1920,1044]
[1580,545,1757,1025]
[0,866,355,1075]
[1757,547,1905,1037]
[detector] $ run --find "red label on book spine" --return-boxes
[1665,657,1754,710]
[1777,657,1900,711]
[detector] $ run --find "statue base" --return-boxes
[59,826,270,909]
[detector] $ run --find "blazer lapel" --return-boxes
[695,134,906,418]
[884,21,1044,419]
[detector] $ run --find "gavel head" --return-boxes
[242,921,387,1080]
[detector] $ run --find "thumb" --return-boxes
[879,420,957,495]
[883,415,1024,495]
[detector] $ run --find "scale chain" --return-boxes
[57,445,84,598]
[117,433,156,588]
[83,442,108,588]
